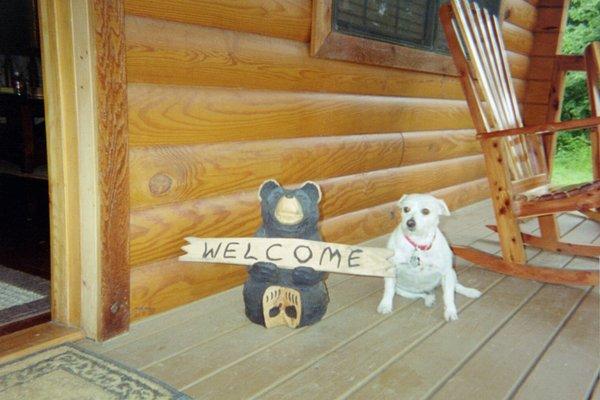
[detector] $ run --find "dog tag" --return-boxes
[409,251,421,268]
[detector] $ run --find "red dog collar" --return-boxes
[404,232,436,251]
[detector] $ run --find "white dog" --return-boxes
[377,194,481,321]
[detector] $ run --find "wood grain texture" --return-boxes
[129,178,489,320]
[124,16,529,99]
[501,0,538,31]
[0,323,83,364]
[129,129,481,209]
[530,32,561,57]
[525,80,552,104]
[320,177,490,244]
[513,290,600,400]
[314,26,458,76]
[37,0,82,327]
[585,42,600,180]
[130,260,246,320]
[124,0,311,42]
[481,138,527,263]
[534,6,564,32]
[124,15,464,99]
[93,0,130,340]
[123,0,534,46]
[501,21,534,56]
[527,56,555,81]
[128,84,474,146]
[129,155,486,266]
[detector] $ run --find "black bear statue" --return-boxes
[243,179,330,328]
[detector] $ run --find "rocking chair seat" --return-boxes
[514,180,600,218]
[515,180,600,202]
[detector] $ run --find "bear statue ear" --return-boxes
[299,181,322,203]
[258,179,281,201]
[437,198,451,216]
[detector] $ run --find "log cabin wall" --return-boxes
[124,0,540,320]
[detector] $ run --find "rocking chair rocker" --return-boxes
[440,0,600,285]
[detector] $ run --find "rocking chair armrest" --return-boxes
[476,116,600,140]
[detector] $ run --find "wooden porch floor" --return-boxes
[80,200,600,399]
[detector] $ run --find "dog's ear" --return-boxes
[397,194,408,206]
[437,198,451,216]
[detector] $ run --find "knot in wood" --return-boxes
[149,173,173,196]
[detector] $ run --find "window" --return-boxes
[311,0,500,75]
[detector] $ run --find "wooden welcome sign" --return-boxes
[180,237,395,277]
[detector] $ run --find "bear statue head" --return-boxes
[257,179,322,239]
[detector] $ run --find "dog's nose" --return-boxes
[406,218,416,228]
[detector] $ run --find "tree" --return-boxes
[560,0,600,124]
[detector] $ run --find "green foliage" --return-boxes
[551,135,593,186]
[551,0,597,186]
[561,0,600,55]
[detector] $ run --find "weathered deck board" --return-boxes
[511,240,600,400]
[258,216,587,399]
[75,201,599,399]
[186,266,502,399]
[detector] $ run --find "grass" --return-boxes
[550,133,593,187]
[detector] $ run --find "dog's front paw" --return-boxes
[444,306,458,321]
[424,293,436,308]
[377,300,393,314]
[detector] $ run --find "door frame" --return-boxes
[37,0,129,341]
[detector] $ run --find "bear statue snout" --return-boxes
[274,196,304,225]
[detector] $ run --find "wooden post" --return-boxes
[92,0,130,341]
[585,42,600,180]
[480,139,527,263]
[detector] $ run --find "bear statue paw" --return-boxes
[292,266,324,286]
[248,262,280,283]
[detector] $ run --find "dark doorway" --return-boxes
[0,0,50,336]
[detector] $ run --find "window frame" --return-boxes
[311,0,458,76]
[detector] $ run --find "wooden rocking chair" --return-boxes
[439,0,600,285]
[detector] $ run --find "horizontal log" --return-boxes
[128,84,474,146]
[129,155,486,266]
[125,16,529,98]
[501,22,534,56]
[130,129,481,209]
[501,0,537,31]
[130,259,246,320]
[320,177,490,244]
[508,51,530,80]
[123,0,534,46]
[125,16,464,98]
[124,0,311,42]
[130,177,490,320]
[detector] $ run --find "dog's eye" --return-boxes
[403,207,410,213]
[421,208,430,215]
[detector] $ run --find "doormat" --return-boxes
[0,266,49,328]
[0,344,192,400]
